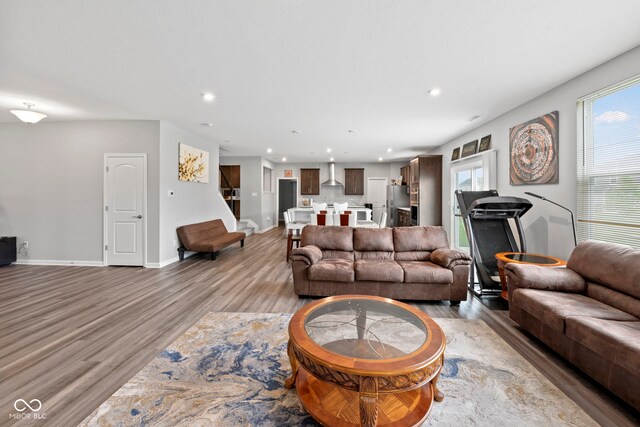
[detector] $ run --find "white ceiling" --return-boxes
[2,1,640,163]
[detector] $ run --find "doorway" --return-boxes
[367,177,388,223]
[278,179,298,225]
[104,154,147,266]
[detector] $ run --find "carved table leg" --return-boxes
[431,355,445,402]
[359,376,379,427]
[284,340,298,389]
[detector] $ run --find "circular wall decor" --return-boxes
[509,111,559,185]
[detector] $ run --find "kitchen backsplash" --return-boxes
[304,186,367,206]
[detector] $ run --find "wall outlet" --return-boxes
[24,241,29,249]
[252,192,257,197]
[266,216,271,222]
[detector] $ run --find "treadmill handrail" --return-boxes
[461,196,532,217]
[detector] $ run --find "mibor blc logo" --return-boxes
[9,399,46,420]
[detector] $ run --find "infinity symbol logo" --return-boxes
[14,399,42,412]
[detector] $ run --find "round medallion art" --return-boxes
[509,111,559,185]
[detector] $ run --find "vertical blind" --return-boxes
[577,75,640,248]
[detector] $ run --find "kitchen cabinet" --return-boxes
[400,165,410,186]
[397,209,411,227]
[344,168,364,195]
[409,156,442,226]
[219,165,240,188]
[300,168,320,195]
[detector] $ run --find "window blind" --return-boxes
[577,75,640,248]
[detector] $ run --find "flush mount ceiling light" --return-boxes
[202,92,215,102]
[267,148,273,153]
[10,102,47,124]
[326,148,332,153]
[378,157,383,162]
[428,88,441,96]
[387,148,392,152]
[282,157,287,162]
[329,157,334,161]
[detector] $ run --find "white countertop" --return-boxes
[397,207,411,211]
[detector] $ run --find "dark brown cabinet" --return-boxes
[410,155,442,226]
[400,165,410,186]
[300,168,320,195]
[397,209,411,227]
[344,168,364,195]
[219,165,240,188]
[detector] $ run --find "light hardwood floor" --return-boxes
[0,227,637,426]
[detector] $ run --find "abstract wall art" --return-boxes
[509,111,559,185]
[178,143,209,183]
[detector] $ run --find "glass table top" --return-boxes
[304,298,427,360]
[503,253,560,264]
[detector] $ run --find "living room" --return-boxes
[1,1,639,426]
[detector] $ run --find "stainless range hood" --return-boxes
[321,162,343,187]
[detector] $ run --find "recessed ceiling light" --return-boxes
[202,92,215,102]
[378,157,383,162]
[330,157,334,162]
[200,122,213,127]
[428,88,441,96]
[291,130,300,134]
[282,157,287,162]
[387,148,392,153]
[267,148,273,153]
[326,148,332,153]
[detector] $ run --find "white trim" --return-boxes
[15,259,104,267]
[255,225,274,234]
[239,218,260,231]
[103,153,148,267]
[451,148,496,165]
[276,177,300,225]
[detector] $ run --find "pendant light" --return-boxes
[10,102,47,124]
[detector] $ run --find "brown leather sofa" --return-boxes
[290,225,471,304]
[505,240,640,410]
[176,219,245,261]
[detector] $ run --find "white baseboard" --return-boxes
[15,259,104,267]
[148,251,197,268]
[255,225,274,234]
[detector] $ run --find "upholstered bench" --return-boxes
[176,219,246,261]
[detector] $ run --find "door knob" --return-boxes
[133,215,143,219]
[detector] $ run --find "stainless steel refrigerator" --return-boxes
[386,185,410,227]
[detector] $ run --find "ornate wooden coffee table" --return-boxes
[285,295,446,427]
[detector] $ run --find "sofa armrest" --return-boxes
[290,245,323,265]
[430,248,472,269]
[505,263,585,294]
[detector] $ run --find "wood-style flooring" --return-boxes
[0,227,637,426]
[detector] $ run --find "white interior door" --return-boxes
[367,178,388,222]
[105,155,146,266]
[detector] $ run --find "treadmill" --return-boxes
[455,190,532,297]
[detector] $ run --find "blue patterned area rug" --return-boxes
[80,312,595,426]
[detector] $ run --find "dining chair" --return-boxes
[334,213,356,226]
[311,213,333,226]
[312,202,328,213]
[333,202,348,213]
[378,212,388,228]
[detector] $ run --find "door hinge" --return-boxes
[105,245,108,251]
[105,205,108,211]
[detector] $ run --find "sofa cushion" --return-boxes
[393,226,449,252]
[354,228,395,251]
[397,261,453,284]
[355,251,394,261]
[186,232,245,252]
[354,260,404,282]
[395,251,431,262]
[567,240,640,299]
[302,225,354,251]
[566,317,640,376]
[177,219,229,247]
[586,282,640,319]
[308,258,355,282]
[511,288,638,333]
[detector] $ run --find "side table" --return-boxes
[495,252,566,300]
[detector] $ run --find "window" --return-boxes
[577,76,640,248]
[263,166,273,192]
[450,150,496,251]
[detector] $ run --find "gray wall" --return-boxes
[428,45,640,259]
[159,122,233,264]
[0,120,160,263]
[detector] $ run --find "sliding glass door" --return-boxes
[451,161,485,251]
